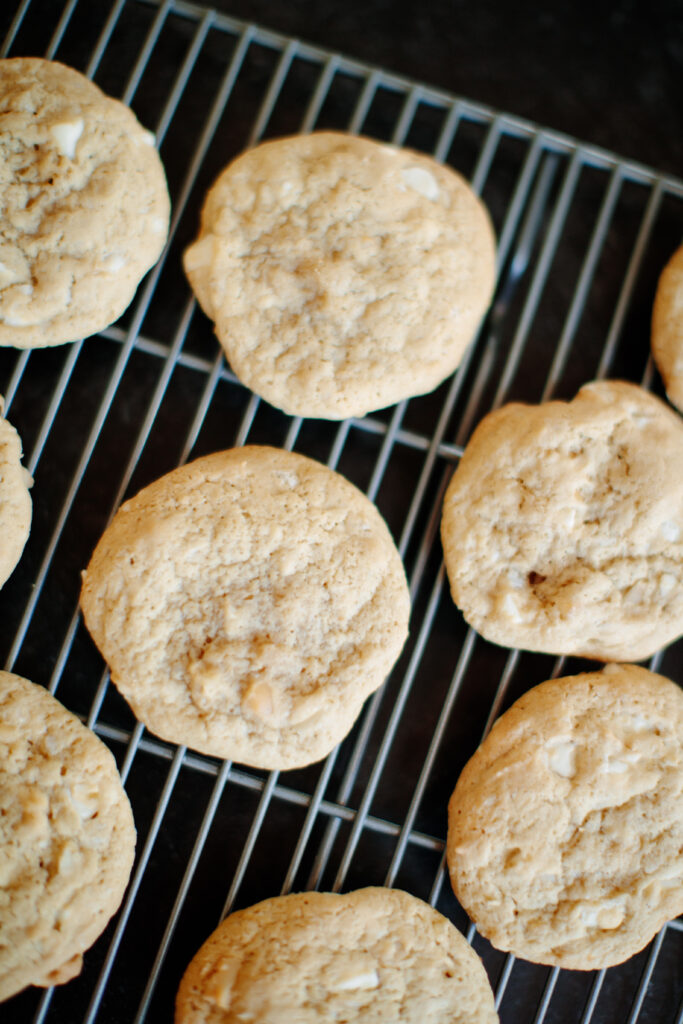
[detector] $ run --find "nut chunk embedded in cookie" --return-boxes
[0,672,136,1001]
[0,57,170,348]
[80,446,410,770]
[441,380,683,661]
[175,888,498,1023]
[447,664,683,970]
[183,131,496,419]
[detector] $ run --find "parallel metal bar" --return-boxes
[541,166,624,400]
[0,0,31,56]
[492,148,583,407]
[299,54,340,134]
[44,0,79,58]
[247,38,299,147]
[595,180,664,380]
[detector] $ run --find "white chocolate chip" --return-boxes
[333,969,380,992]
[660,519,680,542]
[659,573,676,598]
[275,470,299,489]
[630,712,655,732]
[502,592,522,622]
[103,254,126,273]
[241,680,274,722]
[184,235,215,270]
[602,758,628,774]
[209,960,239,1010]
[624,581,647,605]
[580,898,625,930]
[151,216,167,234]
[139,129,156,146]
[400,166,440,200]
[0,261,21,287]
[545,737,576,778]
[507,568,525,589]
[50,118,84,158]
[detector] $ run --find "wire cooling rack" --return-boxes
[1,1,682,1022]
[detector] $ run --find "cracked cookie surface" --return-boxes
[447,664,683,969]
[183,132,496,419]
[441,380,683,661]
[0,672,135,1000]
[175,887,498,1023]
[80,446,410,769]
[0,402,31,589]
[0,57,170,348]
[652,243,683,412]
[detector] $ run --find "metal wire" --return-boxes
[2,1,682,1023]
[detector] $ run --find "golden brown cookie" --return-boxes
[175,888,499,1023]
[652,242,683,412]
[441,380,683,661]
[447,664,683,970]
[80,446,410,769]
[0,57,170,347]
[0,672,136,1000]
[0,400,32,589]
[183,132,496,419]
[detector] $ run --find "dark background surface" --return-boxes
[3,0,682,179]
[210,0,683,179]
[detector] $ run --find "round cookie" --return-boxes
[175,887,499,1023]
[0,57,170,348]
[80,446,410,769]
[0,401,32,588]
[0,671,136,1000]
[652,242,683,413]
[441,380,683,661]
[183,132,496,419]
[447,664,683,970]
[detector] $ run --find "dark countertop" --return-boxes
[211,0,683,179]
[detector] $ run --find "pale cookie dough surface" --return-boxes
[0,672,136,1001]
[80,446,410,769]
[652,243,683,413]
[183,132,496,419]
[0,57,170,348]
[447,664,683,970]
[441,380,683,661]
[175,887,499,1024]
[0,402,32,588]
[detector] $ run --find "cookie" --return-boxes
[175,887,498,1023]
[0,672,136,1000]
[183,132,496,419]
[80,446,410,769]
[652,242,683,413]
[447,663,683,970]
[0,400,32,589]
[0,57,170,348]
[441,380,683,661]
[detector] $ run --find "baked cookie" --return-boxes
[0,400,32,589]
[447,663,683,970]
[183,132,496,419]
[441,380,683,661]
[80,446,410,769]
[0,671,136,1000]
[0,57,170,348]
[652,242,683,413]
[175,887,498,1023]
